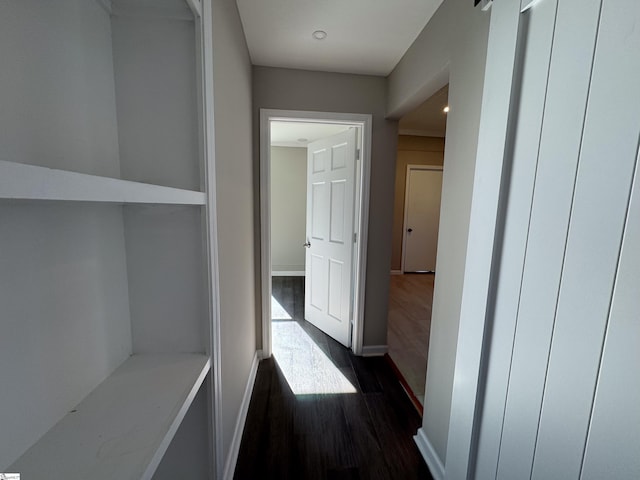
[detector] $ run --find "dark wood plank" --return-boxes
[349,354,383,394]
[236,277,432,479]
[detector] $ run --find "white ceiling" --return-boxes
[399,84,449,137]
[271,121,351,147]
[235,0,444,76]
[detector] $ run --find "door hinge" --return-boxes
[356,148,361,160]
[353,232,357,243]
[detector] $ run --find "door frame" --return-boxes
[259,109,373,357]
[401,164,444,273]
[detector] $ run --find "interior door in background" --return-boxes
[403,166,443,272]
[304,128,357,347]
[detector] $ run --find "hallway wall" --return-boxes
[211,0,257,467]
[271,146,307,273]
[252,66,398,348]
[387,0,491,465]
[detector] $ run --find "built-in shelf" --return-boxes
[0,160,206,205]
[10,353,210,480]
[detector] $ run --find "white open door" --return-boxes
[304,128,357,347]
[403,166,443,272]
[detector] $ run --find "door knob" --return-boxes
[303,242,311,248]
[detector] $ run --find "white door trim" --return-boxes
[443,1,525,479]
[401,164,444,274]
[260,109,372,357]
[197,1,223,477]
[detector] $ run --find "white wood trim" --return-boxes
[198,1,224,477]
[353,117,372,356]
[444,2,524,479]
[0,160,206,205]
[260,110,273,358]
[360,345,388,357]
[185,0,202,18]
[414,428,445,480]
[10,354,210,480]
[260,109,373,358]
[401,164,444,274]
[271,270,305,277]
[222,351,261,480]
[110,4,195,21]
[390,270,403,275]
[473,0,559,477]
[521,0,539,12]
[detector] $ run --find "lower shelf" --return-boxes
[10,353,210,480]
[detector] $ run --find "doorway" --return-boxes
[260,109,372,359]
[386,85,448,410]
[402,165,444,273]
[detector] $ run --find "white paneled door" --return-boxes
[403,166,443,272]
[304,128,357,347]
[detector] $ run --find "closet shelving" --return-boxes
[11,355,211,479]
[0,0,217,478]
[0,160,207,205]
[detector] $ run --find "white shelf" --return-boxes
[0,160,206,205]
[10,354,211,480]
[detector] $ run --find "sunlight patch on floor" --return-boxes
[272,321,356,395]
[271,295,292,320]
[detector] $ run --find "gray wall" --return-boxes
[211,0,258,466]
[0,0,120,177]
[253,66,399,347]
[388,0,490,463]
[271,146,307,273]
[111,15,199,190]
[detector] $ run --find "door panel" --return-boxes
[330,180,346,243]
[311,182,327,240]
[305,128,357,347]
[403,167,443,272]
[477,0,640,478]
[474,0,558,477]
[495,0,602,476]
[310,253,326,311]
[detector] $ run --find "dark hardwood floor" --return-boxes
[234,277,433,480]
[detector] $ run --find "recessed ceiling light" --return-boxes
[297,138,308,143]
[312,30,327,40]
[443,106,450,113]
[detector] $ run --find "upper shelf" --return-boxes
[0,160,206,205]
[10,353,210,480]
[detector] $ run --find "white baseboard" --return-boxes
[223,350,261,480]
[361,345,388,357]
[414,428,445,480]
[271,270,305,277]
[390,270,403,275]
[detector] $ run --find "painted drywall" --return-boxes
[253,66,399,347]
[0,0,121,177]
[111,15,200,191]
[271,146,307,273]
[211,0,258,466]
[387,0,490,464]
[391,136,445,271]
[123,205,207,354]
